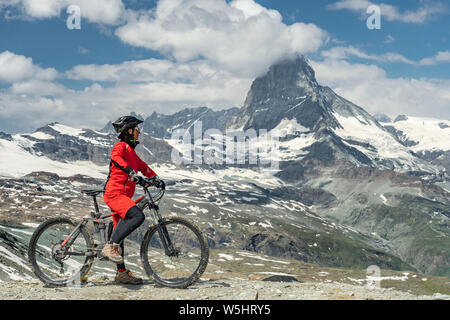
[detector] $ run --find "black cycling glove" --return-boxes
[153,177,165,189]
[135,176,146,186]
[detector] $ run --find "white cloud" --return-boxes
[321,46,450,66]
[230,0,281,19]
[0,51,58,83]
[115,0,329,77]
[0,51,253,132]
[0,0,126,25]
[311,58,450,120]
[71,0,126,25]
[2,0,329,80]
[321,45,415,64]
[9,80,67,95]
[327,0,447,24]
[0,76,252,132]
[64,58,253,104]
[311,58,387,84]
[380,52,417,64]
[0,91,68,132]
[327,0,370,11]
[66,58,201,83]
[419,51,450,65]
[20,0,63,18]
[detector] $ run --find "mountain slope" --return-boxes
[142,107,240,139]
[226,56,438,176]
[0,122,174,179]
[223,55,450,276]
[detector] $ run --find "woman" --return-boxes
[102,115,160,284]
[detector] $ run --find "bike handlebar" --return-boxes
[141,177,165,202]
[128,171,166,202]
[143,176,165,190]
[129,171,165,190]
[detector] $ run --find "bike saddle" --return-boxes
[80,189,105,196]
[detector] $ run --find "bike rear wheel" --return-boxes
[28,217,94,287]
[140,217,209,288]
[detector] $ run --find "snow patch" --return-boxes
[252,271,298,277]
[49,123,84,137]
[236,251,290,264]
[217,253,243,261]
[391,116,450,152]
[273,118,309,137]
[0,138,107,179]
[27,132,54,140]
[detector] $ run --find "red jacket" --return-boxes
[104,141,157,197]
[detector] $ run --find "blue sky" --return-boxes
[0,0,449,133]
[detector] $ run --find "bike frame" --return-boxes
[58,185,173,259]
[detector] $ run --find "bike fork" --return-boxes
[148,191,175,257]
[157,223,174,257]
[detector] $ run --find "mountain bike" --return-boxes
[27,177,209,288]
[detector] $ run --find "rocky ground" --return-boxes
[1,277,449,300]
[1,246,449,300]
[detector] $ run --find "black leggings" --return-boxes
[111,206,145,269]
[111,205,145,244]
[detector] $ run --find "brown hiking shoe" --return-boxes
[101,242,123,264]
[115,269,143,285]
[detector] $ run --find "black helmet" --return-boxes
[112,116,143,135]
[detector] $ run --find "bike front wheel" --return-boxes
[140,217,209,289]
[28,217,94,287]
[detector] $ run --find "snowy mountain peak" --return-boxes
[224,56,444,175]
[242,55,319,109]
[227,56,339,133]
